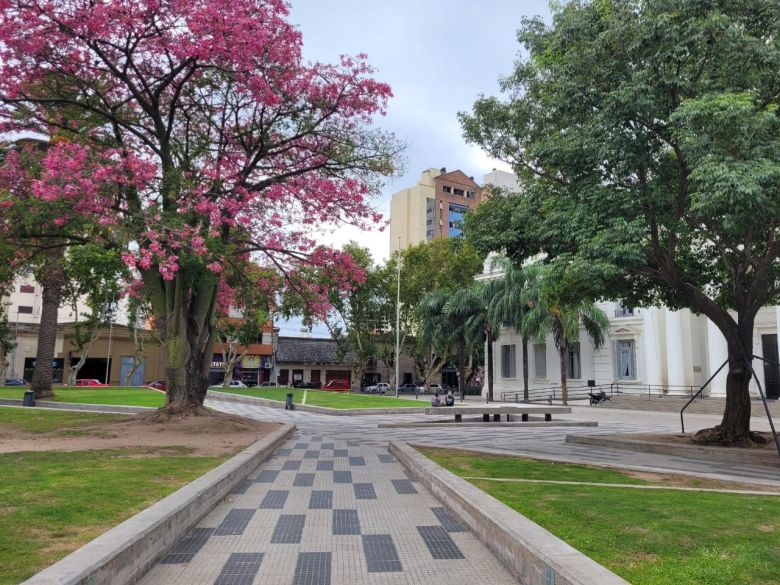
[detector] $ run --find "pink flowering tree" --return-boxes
[0,0,400,413]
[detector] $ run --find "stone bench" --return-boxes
[424,405,571,423]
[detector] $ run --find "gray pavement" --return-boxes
[139,398,779,585]
[210,399,780,485]
[139,429,514,585]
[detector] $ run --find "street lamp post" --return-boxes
[395,235,401,398]
[104,295,115,384]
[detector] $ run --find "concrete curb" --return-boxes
[206,390,428,415]
[389,440,629,585]
[0,398,154,414]
[21,422,295,585]
[378,420,598,429]
[566,434,780,468]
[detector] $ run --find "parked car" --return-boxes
[363,382,389,394]
[396,383,421,394]
[209,379,247,389]
[293,381,322,389]
[258,381,279,388]
[426,384,444,394]
[4,378,27,386]
[146,380,167,391]
[322,379,350,392]
[75,379,111,387]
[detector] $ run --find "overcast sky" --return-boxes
[286,0,551,265]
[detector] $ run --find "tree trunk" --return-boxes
[145,270,218,415]
[31,246,66,399]
[0,344,7,386]
[522,335,529,403]
[458,338,466,401]
[692,308,757,444]
[559,338,568,406]
[486,329,494,402]
[123,325,144,386]
[67,330,101,385]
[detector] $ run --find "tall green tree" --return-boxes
[62,245,128,385]
[487,261,533,402]
[386,238,483,387]
[460,0,780,443]
[521,265,610,406]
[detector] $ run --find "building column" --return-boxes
[665,309,688,389]
[706,319,728,397]
[642,308,662,386]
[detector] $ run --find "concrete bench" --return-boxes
[424,405,571,423]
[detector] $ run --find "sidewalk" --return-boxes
[139,431,515,585]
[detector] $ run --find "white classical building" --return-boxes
[482,260,780,401]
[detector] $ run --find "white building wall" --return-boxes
[483,298,780,401]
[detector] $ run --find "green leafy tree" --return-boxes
[460,0,780,443]
[521,266,609,406]
[325,243,390,391]
[486,260,533,402]
[62,245,128,385]
[386,238,483,387]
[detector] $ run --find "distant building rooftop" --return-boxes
[276,336,356,365]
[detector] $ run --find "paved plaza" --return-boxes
[139,430,514,585]
[139,399,779,585]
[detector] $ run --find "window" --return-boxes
[568,342,581,379]
[425,198,435,240]
[615,302,634,317]
[500,344,516,378]
[616,340,636,380]
[448,203,469,237]
[534,344,547,379]
[453,188,464,196]
[466,190,475,199]
[18,306,33,314]
[442,185,451,193]
[19,284,34,293]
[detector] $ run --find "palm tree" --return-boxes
[462,279,504,401]
[487,262,532,402]
[521,265,609,405]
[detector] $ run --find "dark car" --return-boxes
[146,380,167,391]
[397,383,421,394]
[4,378,27,386]
[293,381,321,389]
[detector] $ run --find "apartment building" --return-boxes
[388,167,483,250]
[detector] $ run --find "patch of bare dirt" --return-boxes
[625,432,776,450]
[0,410,280,456]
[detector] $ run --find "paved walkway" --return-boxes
[211,400,780,486]
[139,398,779,585]
[139,430,515,585]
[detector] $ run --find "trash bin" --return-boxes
[23,390,35,407]
[285,393,294,410]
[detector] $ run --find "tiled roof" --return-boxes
[276,337,356,365]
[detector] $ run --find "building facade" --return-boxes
[482,263,780,400]
[389,167,483,250]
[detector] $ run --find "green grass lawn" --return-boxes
[210,387,425,409]
[419,447,780,585]
[0,407,231,583]
[0,386,165,407]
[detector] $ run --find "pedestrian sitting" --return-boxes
[445,390,455,407]
[431,392,441,407]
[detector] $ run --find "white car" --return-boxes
[427,384,444,394]
[364,382,390,394]
[210,380,247,389]
[258,381,278,388]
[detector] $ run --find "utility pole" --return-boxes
[395,235,401,397]
[104,294,115,384]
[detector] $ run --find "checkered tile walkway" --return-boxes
[138,432,515,585]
